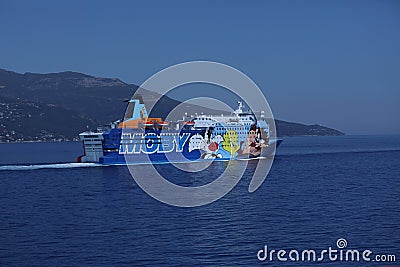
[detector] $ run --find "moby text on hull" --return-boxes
[77,97,282,165]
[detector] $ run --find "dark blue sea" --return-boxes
[0,135,399,266]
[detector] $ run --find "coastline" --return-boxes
[5,134,400,145]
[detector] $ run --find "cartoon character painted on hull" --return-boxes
[188,124,270,160]
[188,128,224,159]
[238,124,269,158]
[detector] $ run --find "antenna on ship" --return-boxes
[238,100,243,110]
[234,100,244,115]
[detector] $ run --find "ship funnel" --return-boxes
[124,95,148,121]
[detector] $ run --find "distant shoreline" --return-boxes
[5,134,400,144]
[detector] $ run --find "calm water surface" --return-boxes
[0,135,399,266]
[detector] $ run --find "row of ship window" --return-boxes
[215,127,248,135]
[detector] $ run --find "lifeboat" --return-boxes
[139,119,170,128]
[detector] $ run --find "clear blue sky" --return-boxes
[1,0,399,134]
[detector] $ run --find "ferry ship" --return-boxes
[77,96,282,165]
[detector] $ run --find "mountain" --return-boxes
[0,95,97,142]
[275,119,343,136]
[0,68,344,142]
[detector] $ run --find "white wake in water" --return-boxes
[0,163,104,171]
